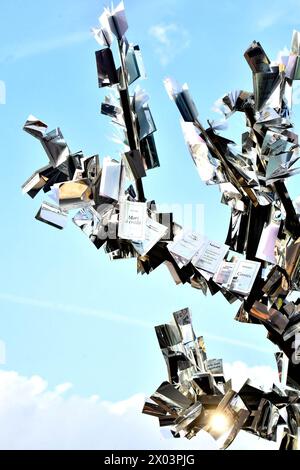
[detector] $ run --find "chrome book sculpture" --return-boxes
[22,2,300,450]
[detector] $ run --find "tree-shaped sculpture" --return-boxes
[22,2,300,449]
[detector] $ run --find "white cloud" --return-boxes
[224,360,278,391]
[149,23,190,66]
[0,369,212,450]
[276,46,290,63]
[0,362,280,450]
[0,31,90,63]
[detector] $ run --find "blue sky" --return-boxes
[0,0,300,449]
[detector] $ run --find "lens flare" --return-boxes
[210,413,230,433]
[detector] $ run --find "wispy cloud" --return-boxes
[0,292,153,329]
[203,332,272,354]
[255,0,300,31]
[0,292,273,354]
[0,31,90,64]
[0,364,278,449]
[149,23,190,66]
[256,11,283,31]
